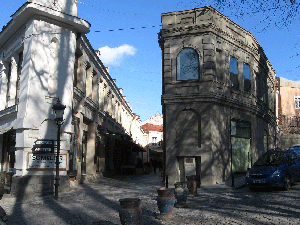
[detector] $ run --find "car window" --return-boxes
[293,149,300,158]
[255,152,287,166]
[290,152,297,160]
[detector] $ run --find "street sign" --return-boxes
[32,139,54,153]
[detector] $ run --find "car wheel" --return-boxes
[283,175,291,191]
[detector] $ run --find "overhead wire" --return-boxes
[94,25,162,33]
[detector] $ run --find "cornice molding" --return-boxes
[161,92,276,125]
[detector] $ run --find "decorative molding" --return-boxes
[0,104,18,118]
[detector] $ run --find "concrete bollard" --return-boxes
[0,183,7,224]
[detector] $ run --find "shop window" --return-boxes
[177,48,199,80]
[243,63,251,93]
[230,56,239,90]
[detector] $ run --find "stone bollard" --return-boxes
[186,175,198,196]
[174,182,189,208]
[119,198,141,225]
[156,188,175,221]
[0,183,7,224]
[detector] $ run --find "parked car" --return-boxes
[289,145,300,158]
[245,149,300,191]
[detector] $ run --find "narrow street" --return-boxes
[1,172,300,225]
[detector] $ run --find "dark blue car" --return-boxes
[245,149,300,191]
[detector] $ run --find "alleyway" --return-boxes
[1,172,300,224]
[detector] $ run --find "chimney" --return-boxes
[105,67,109,73]
[119,88,123,95]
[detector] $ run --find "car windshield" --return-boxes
[254,152,287,166]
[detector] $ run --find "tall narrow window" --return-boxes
[177,48,199,80]
[256,73,262,100]
[16,52,23,104]
[6,62,11,105]
[262,77,268,104]
[230,56,239,90]
[243,63,251,93]
[73,52,79,87]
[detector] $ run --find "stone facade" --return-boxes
[159,6,276,186]
[0,0,144,197]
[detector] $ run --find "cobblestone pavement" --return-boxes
[1,173,300,224]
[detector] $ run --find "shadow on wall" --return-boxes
[9,2,75,222]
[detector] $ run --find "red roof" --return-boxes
[141,123,163,132]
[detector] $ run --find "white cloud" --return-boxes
[97,44,137,66]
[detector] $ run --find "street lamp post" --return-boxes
[52,99,66,200]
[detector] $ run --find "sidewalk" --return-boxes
[1,173,246,205]
[0,173,248,225]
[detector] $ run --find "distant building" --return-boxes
[0,0,144,197]
[276,77,300,148]
[141,114,163,162]
[159,6,276,186]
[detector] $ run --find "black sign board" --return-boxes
[32,139,54,153]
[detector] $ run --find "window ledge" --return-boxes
[0,105,18,118]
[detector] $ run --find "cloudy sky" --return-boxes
[97,44,137,66]
[1,0,300,121]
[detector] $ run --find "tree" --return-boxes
[185,0,300,31]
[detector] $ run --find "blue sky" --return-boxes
[1,0,300,121]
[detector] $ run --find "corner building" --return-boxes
[159,6,276,186]
[0,0,144,197]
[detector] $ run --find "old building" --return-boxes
[159,6,276,186]
[0,0,144,197]
[141,114,163,163]
[276,77,300,148]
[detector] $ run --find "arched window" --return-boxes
[177,48,199,80]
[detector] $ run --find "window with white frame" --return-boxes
[152,137,157,146]
[295,96,300,109]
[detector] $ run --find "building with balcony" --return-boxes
[0,0,144,197]
[159,6,276,186]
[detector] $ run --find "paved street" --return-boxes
[1,173,300,225]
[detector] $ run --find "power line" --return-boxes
[94,25,162,33]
